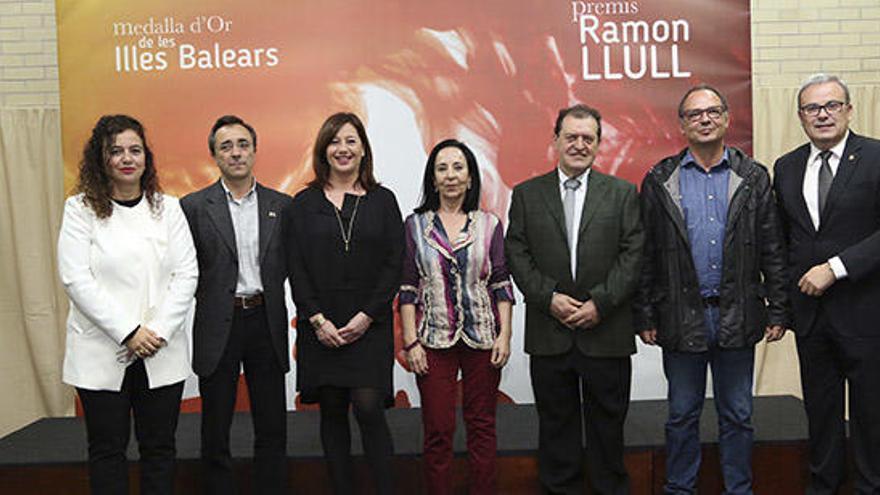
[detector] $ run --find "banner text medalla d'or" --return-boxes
[111,16,279,72]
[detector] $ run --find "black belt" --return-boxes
[702,295,720,308]
[233,293,264,309]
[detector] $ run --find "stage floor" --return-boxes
[0,396,818,493]
[0,396,808,463]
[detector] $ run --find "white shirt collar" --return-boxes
[557,166,590,187]
[808,130,849,165]
[220,176,257,201]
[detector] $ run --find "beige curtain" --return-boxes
[0,108,72,437]
[752,84,880,398]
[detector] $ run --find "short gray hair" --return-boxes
[797,73,851,107]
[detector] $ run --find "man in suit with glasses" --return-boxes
[773,74,880,494]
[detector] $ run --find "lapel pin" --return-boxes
[268,211,277,218]
[849,154,855,161]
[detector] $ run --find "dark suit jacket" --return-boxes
[180,180,294,377]
[505,169,644,357]
[773,132,880,337]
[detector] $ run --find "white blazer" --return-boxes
[58,193,198,391]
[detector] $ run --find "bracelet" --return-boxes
[310,313,326,329]
[403,340,421,352]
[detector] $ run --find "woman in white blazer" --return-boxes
[57,115,198,495]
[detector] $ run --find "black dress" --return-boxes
[289,185,404,406]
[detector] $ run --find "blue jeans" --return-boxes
[663,308,755,494]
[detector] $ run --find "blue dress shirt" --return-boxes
[680,149,730,299]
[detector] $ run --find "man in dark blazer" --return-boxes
[506,104,644,494]
[181,115,293,495]
[773,74,880,494]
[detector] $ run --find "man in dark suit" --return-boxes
[773,74,880,494]
[181,115,293,495]
[505,104,644,494]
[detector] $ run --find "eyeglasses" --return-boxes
[680,106,726,122]
[799,100,847,117]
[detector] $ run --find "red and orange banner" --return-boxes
[57,0,752,408]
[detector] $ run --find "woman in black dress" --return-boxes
[289,112,403,494]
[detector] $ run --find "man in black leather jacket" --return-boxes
[633,85,789,495]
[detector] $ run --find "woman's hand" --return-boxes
[316,320,347,348]
[125,326,165,358]
[405,343,429,375]
[490,336,511,368]
[338,311,372,344]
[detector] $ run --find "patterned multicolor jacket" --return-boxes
[400,210,514,350]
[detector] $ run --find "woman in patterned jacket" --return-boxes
[399,139,514,495]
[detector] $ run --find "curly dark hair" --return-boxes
[75,115,162,219]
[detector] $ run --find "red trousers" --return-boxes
[417,341,501,495]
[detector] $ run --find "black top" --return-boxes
[112,195,142,208]
[288,185,404,405]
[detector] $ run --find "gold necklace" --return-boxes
[334,195,361,252]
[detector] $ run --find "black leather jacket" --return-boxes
[633,147,790,352]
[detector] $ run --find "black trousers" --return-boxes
[530,347,631,495]
[199,305,288,495]
[797,308,880,494]
[77,359,184,495]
